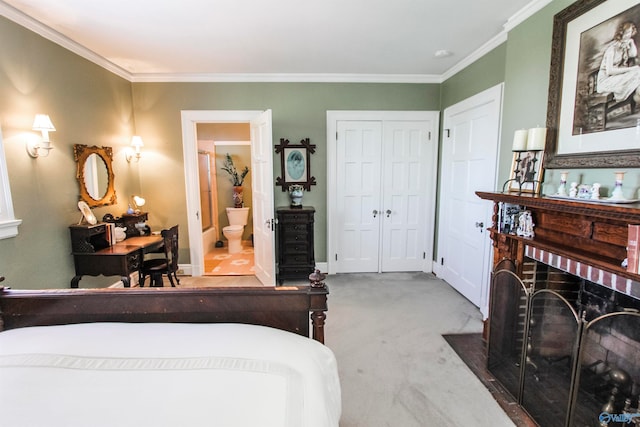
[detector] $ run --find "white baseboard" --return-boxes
[177,264,192,276]
[315,262,328,273]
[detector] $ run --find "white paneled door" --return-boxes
[328,112,439,274]
[334,121,383,272]
[437,84,503,316]
[381,121,435,271]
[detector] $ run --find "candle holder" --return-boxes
[502,150,543,194]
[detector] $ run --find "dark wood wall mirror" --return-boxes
[73,144,116,207]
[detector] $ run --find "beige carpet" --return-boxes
[204,246,254,276]
[325,272,515,427]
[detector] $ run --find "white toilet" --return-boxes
[223,207,250,254]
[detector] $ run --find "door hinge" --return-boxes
[440,257,444,265]
[428,131,431,140]
[336,131,338,140]
[423,252,426,259]
[335,254,338,261]
[445,129,450,138]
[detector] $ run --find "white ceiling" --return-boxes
[0,0,551,83]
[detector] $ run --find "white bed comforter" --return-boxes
[0,323,341,427]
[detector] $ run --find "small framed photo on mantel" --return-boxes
[508,151,545,194]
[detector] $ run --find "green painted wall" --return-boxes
[501,0,640,197]
[441,0,640,205]
[0,16,137,289]
[131,82,440,266]
[3,0,638,290]
[441,43,507,110]
[0,12,440,289]
[501,0,571,191]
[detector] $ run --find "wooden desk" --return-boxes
[71,235,163,288]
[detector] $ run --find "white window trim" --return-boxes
[0,126,21,239]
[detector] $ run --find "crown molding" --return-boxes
[1,0,552,84]
[440,0,552,82]
[441,32,508,82]
[0,0,132,81]
[130,72,441,84]
[503,0,554,32]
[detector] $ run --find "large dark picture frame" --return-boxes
[545,0,640,168]
[275,138,317,191]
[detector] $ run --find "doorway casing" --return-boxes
[181,110,274,282]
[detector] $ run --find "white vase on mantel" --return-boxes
[557,171,568,196]
[610,172,626,201]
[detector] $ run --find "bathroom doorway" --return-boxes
[181,110,276,286]
[196,123,255,276]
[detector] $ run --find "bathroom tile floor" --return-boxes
[203,242,255,276]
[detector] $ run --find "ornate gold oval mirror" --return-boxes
[73,144,116,207]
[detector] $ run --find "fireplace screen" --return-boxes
[488,259,640,427]
[522,290,580,427]
[487,268,528,402]
[572,312,640,426]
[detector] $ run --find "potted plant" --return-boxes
[221,153,250,207]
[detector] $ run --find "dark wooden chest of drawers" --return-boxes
[276,206,315,284]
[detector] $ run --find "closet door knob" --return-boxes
[373,210,378,218]
[386,209,392,218]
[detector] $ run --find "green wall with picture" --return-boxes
[2,0,639,290]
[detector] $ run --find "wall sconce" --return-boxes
[28,114,56,158]
[126,135,144,162]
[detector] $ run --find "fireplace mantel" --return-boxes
[476,191,640,299]
[476,191,640,223]
[479,191,640,427]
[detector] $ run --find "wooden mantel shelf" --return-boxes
[476,191,640,222]
[476,191,640,283]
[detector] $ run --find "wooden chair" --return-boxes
[139,225,179,287]
[586,69,636,132]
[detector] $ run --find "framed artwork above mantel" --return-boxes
[544,0,640,168]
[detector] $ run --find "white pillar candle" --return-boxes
[527,127,547,151]
[512,129,528,151]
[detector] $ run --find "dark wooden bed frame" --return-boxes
[0,272,329,343]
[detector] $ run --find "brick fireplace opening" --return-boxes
[488,253,640,427]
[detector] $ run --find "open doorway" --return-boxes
[196,123,254,276]
[181,110,276,285]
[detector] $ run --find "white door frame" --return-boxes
[181,110,266,276]
[326,111,439,275]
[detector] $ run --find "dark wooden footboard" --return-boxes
[0,272,329,343]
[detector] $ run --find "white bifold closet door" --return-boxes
[332,115,437,273]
